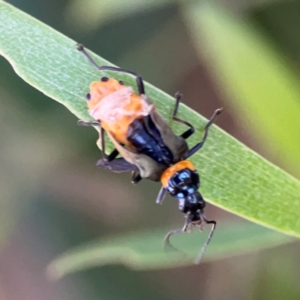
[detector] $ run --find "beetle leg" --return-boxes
[77,119,119,161]
[172,92,195,139]
[77,120,100,127]
[100,127,119,161]
[183,108,223,159]
[131,171,142,184]
[77,44,145,95]
[155,187,167,205]
[97,158,139,173]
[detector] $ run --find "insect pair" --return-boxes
[77,44,222,264]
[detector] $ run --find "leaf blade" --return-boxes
[0,0,300,258]
[47,222,295,279]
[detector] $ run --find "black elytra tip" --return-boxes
[86,93,91,100]
[101,77,109,82]
[119,80,124,85]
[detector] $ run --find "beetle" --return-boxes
[77,44,222,264]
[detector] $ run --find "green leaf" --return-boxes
[1,0,300,270]
[184,2,300,176]
[47,222,294,279]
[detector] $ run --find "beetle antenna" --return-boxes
[77,44,146,95]
[163,228,185,253]
[194,213,216,264]
[163,213,191,254]
[77,44,101,69]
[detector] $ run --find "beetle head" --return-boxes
[165,168,205,221]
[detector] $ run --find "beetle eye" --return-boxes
[86,93,91,100]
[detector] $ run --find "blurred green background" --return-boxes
[1,0,300,299]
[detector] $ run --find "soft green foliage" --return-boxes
[47,222,294,279]
[0,0,300,272]
[66,0,178,31]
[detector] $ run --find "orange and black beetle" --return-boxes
[77,44,222,264]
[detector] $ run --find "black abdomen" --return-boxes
[127,116,174,166]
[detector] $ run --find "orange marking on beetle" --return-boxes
[161,160,196,188]
[87,78,124,111]
[87,78,153,146]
